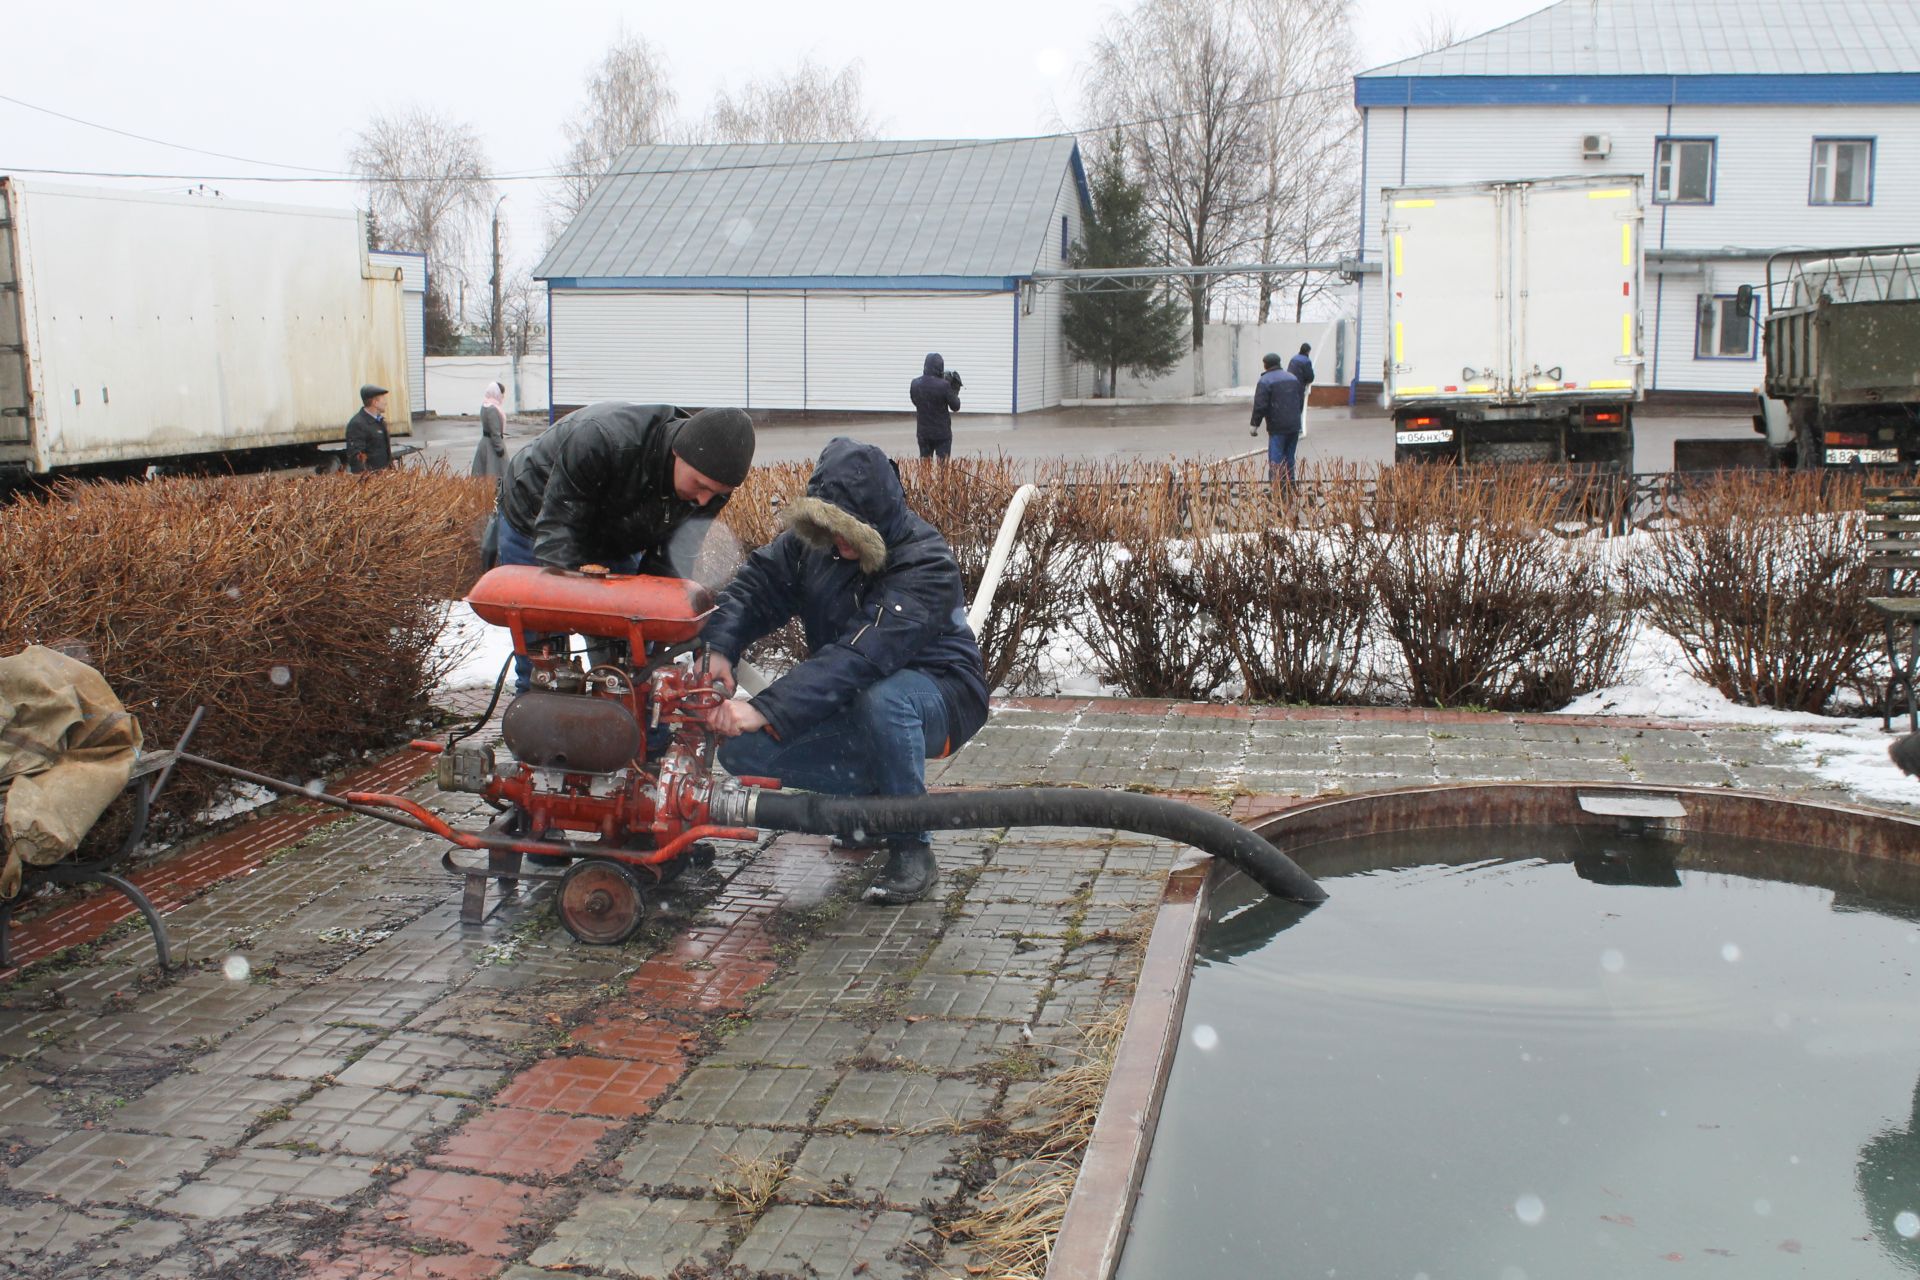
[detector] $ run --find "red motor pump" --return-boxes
[365,564,768,944]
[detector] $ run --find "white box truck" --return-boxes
[0,179,411,486]
[1382,174,1645,471]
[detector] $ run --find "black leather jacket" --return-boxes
[497,402,724,572]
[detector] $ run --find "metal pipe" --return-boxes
[1031,259,1374,281]
[177,751,437,835]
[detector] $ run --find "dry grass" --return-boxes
[0,466,494,822]
[946,1006,1129,1279]
[710,1152,789,1215]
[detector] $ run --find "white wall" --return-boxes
[549,289,1018,414]
[427,355,549,415]
[1103,320,1341,399]
[1354,100,1920,394]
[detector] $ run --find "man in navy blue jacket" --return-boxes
[1288,343,1315,388]
[1250,353,1307,481]
[698,438,990,904]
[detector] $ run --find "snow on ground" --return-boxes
[435,601,516,691]
[1561,624,1914,805]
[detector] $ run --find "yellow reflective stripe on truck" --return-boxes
[1622,312,1633,355]
[1394,322,1405,362]
[1393,198,1435,208]
[1590,379,1634,390]
[1621,223,1632,267]
[1397,387,1438,395]
[1588,188,1632,200]
[1393,234,1404,276]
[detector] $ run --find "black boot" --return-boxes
[865,839,937,905]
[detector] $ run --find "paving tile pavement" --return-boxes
[0,697,1905,1276]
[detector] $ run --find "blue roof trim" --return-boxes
[544,275,1023,291]
[1067,143,1094,219]
[1354,73,1920,107]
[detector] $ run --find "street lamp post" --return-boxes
[490,194,507,358]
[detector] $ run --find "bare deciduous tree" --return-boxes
[350,106,493,271]
[696,58,878,144]
[1414,9,1463,55]
[1085,0,1268,393]
[1237,0,1360,322]
[553,30,677,220]
[478,270,546,358]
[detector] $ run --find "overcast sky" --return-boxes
[5,0,1548,297]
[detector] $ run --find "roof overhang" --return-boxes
[542,275,1023,291]
[1355,72,1920,108]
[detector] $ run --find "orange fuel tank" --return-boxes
[466,565,715,651]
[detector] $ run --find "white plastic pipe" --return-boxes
[967,483,1039,636]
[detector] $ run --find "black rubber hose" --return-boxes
[750,787,1326,904]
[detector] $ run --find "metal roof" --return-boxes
[1360,0,1920,79]
[536,136,1086,284]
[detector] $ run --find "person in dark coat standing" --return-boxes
[909,353,962,460]
[1288,343,1315,389]
[344,385,393,473]
[698,438,990,905]
[1250,353,1306,482]
[494,400,756,692]
[471,381,508,478]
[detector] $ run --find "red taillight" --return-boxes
[1592,412,1621,423]
[1409,416,1436,427]
[1825,431,1869,447]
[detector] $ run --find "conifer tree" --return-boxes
[1062,151,1189,396]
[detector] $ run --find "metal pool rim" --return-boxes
[1044,781,1920,1280]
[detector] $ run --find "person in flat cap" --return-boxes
[698,437,989,906]
[493,401,756,692]
[344,384,393,473]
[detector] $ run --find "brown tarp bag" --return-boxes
[0,645,143,898]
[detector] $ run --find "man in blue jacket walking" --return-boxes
[697,438,990,904]
[1251,352,1306,481]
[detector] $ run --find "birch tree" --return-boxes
[553,31,677,219]
[696,58,877,144]
[1085,0,1267,393]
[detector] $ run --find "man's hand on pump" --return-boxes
[702,697,767,738]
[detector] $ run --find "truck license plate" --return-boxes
[1396,429,1454,446]
[1826,447,1900,465]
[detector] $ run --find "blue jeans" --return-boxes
[718,668,951,848]
[491,517,640,693]
[1266,429,1301,480]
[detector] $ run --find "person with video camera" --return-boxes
[909,352,962,461]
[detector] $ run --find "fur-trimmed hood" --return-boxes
[776,438,907,574]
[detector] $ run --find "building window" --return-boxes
[1811,138,1873,205]
[1060,215,1070,260]
[1695,293,1756,359]
[1654,138,1715,204]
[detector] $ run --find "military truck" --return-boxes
[1753,244,1920,469]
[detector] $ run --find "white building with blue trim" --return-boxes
[534,137,1090,417]
[1352,0,1920,400]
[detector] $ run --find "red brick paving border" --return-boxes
[1,748,435,978]
[428,1107,620,1181]
[377,1167,554,1258]
[493,1055,680,1119]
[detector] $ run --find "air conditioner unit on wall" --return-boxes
[1582,133,1613,159]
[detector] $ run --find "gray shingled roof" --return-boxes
[536,136,1084,282]
[1361,0,1920,78]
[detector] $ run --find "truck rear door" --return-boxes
[1513,179,1642,398]
[0,180,31,471]
[1385,185,1506,405]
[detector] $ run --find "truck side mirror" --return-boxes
[1735,284,1755,319]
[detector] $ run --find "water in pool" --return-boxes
[1116,826,1920,1279]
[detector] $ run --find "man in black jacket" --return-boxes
[495,400,755,690]
[344,384,393,473]
[908,353,961,460]
[698,438,989,904]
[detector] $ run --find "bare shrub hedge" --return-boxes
[1064,465,1237,700]
[0,468,494,822]
[1629,471,1882,713]
[1192,466,1379,704]
[1365,465,1632,710]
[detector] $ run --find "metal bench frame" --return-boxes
[0,708,204,971]
[1867,488,1920,732]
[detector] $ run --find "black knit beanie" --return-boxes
[671,407,756,486]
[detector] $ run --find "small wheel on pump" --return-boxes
[555,858,648,945]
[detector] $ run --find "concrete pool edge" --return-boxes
[1044,782,1920,1280]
